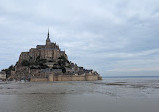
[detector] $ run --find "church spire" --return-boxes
[46,29,51,45]
[46,29,50,42]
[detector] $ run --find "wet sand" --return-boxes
[0,78,159,112]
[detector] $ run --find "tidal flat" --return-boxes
[0,78,159,112]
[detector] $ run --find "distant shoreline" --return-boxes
[103,76,159,78]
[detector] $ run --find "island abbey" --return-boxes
[2,31,102,81]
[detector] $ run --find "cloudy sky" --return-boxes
[0,0,159,76]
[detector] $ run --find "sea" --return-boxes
[0,77,159,112]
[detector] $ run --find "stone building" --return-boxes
[19,30,67,63]
[0,71,6,80]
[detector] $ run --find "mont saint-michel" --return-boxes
[1,31,102,81]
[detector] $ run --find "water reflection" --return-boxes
[1,94,159,112]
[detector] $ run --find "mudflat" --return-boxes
[0,78,159,112]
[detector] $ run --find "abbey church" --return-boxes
[19,31,67,63]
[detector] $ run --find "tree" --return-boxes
[58,56,68,66]
[9,65,15,71]
[40,64,49,69]
[62,67,66,73]
[21,60,30,66]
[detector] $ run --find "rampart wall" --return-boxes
[31,74,99,82]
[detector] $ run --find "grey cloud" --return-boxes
[0,0,159,76]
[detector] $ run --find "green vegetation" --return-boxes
[20,56,69,70]
[58,56,69,66]
[21,57,49,69]
[62,67,66,73]
[21,60,30,66]
[39,64,49,69]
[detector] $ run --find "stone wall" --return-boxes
[85,75,98,81]
[31,74,99,82]
[57,75,72,81]
[48,74,54,81]
[56,75,99,81]
[30,78,48,82]
[0,74,6,80]
[30,74,99,82]
[71,75,86,81]
[19,52,30,63]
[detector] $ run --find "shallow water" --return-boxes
[0,78,159,112]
